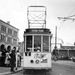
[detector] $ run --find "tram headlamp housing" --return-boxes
[30,60,34,63]
[35,60,39,64]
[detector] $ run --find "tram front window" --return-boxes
[43,36,49,52]
[34,36,41,52]
[26,36,32,52]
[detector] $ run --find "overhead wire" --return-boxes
[57,7,75,45]
[67,8,75,17]
[58,7,75,29]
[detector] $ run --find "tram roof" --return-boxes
[24,28,51,34]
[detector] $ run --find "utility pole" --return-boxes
[52,26,58,61]
[53,26,57,56]
[55,26,57,51]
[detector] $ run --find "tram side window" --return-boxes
[26,36,32,52]
[43,36,49,52]
[34,36,41,52]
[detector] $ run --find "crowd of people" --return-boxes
[0,47,7,67]
[0,46,21,72]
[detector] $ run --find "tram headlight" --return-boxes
[35,60,39,64]
[30,60,34,63]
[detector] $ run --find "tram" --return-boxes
[22,6,52,70]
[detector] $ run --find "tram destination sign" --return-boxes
[31,29,44,32]
[25,29,50,33]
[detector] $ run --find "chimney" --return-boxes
[7,21,10,24]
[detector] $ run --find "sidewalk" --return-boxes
[0,58,24,75]
[52,60,75,68]
[0,66,23,75]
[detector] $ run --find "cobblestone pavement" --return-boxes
[52,60,75,68]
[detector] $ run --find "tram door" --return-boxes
[25,36,32,57]
[26,36,32,52]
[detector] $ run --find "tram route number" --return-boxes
[25,52,31,56]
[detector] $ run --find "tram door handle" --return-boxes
[25,52,31,56]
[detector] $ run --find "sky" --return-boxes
[0,0,75,45]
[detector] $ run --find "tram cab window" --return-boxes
[43,36,49,52]
[26,36,32,52]
[34,36,41,52]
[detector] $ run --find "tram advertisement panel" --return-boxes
[34,53,47,63]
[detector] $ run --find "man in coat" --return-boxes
[10,47,16,72]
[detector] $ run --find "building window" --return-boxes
[8,28,12,35]
[7,37,12,44]
[13,38,17,45]
[1,25,6,33]
[13,31,17,37]
[1,34,6,42]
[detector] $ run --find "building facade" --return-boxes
[52,45,75,60]
[59,45,75,58]
[0,20,19,51]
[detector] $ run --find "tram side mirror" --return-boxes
[25,52,31,56]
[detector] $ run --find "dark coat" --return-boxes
[10,50,16,63]
[10,50,16,71]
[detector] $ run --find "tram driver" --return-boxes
[34,44,41,52]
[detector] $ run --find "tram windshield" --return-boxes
[34,36,41,52]
[43,36,49,52]
[26,35,49,52]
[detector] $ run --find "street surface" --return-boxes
[9,61,75,75]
